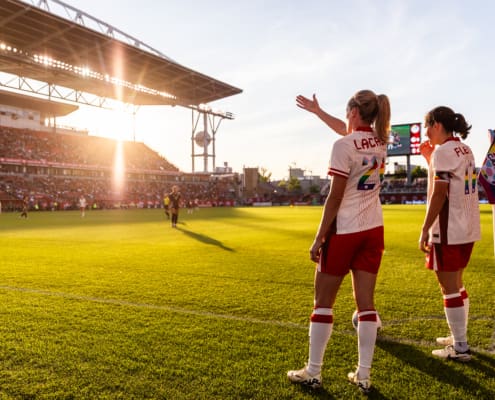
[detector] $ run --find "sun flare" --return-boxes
[112,140,125,199]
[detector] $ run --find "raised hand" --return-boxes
[419,140,434,163]
[296,94,320,114]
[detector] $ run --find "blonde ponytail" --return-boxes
[348,90,391,143]
[374,94,391,143]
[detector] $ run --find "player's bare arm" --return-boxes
[296,94,347,136]
[419,180,448,253]
[309,175,346,262]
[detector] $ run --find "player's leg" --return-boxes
[432,270,470,360]
[436,271,469,346]
[458,271,469,331]
[347,227,383,393]
[430,244,472,361]
[287,270,344,388]
[309,271,344,373]
[349,269,378,392]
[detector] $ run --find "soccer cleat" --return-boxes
[432,345,472,362]
[347,370,371,393]
[287,366,322,389]
[436,335,453,346]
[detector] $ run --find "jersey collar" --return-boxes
[442,136,461,144]
[355,126,373,132]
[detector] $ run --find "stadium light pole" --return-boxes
[189,105,234,174]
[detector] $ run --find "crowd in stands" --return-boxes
[381,178,427,193]
[0,126,489,211]
[0,126,239,211]
[0,126,178,171]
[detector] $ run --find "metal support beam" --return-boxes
[190,105,234,174]
[26,0,173,61]
[0,73,112,108]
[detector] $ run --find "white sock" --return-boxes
[357,310,377,378]
[307,308,333,376]
[460,287,469,330]
[443,293,468,349]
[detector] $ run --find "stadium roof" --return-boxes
[0,0,242,107]
[0,89,78,116]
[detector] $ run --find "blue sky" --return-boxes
[55,0,495,179]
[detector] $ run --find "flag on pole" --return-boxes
[478,129,495,203]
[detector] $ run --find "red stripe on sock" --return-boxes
[444,296,464,308]
[460,289,468,300]
[310,314,333,323]
[359,313,377,322]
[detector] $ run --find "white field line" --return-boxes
[1,285,494,355]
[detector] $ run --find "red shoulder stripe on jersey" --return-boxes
[329,168,349,178]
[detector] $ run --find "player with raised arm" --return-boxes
[288,90,390,393]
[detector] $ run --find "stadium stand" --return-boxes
[0,125,239,211]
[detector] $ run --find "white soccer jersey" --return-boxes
[328,128,386,234]
[427,137,481,244]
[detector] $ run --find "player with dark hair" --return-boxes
[20,195,28,218]
[169,185,181,228]
[419,106,480,361]
[288,90,391,393]
[163,194,170,219]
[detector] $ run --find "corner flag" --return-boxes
[478,129,495,256]
[478,129,495,202]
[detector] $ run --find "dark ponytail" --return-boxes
[425,106,472,140]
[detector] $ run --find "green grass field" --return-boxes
[0,205,493,399]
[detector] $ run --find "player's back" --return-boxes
[330,129,387,234]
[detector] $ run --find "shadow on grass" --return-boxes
[377,339,495,399]
[290,384,337,399]
[176,226,234,252]
[471,351,495,380]
[290,382,388,399]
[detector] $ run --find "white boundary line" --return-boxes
[1,285,494,355]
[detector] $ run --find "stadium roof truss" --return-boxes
[0,0,242,109]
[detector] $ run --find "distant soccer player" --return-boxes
[288,90,390,393]
[169,185,181,228]
[20,195,28,218]
[78,195,87,217]
[163,194,170,219]
[419,106,480,362]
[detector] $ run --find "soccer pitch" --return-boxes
[0,205,493,399]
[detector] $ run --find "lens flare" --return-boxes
[112,140,125,200]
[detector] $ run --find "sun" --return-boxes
[57,104,134,142]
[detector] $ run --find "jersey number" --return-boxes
[465,162,477,194]
[358,157,385,190]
